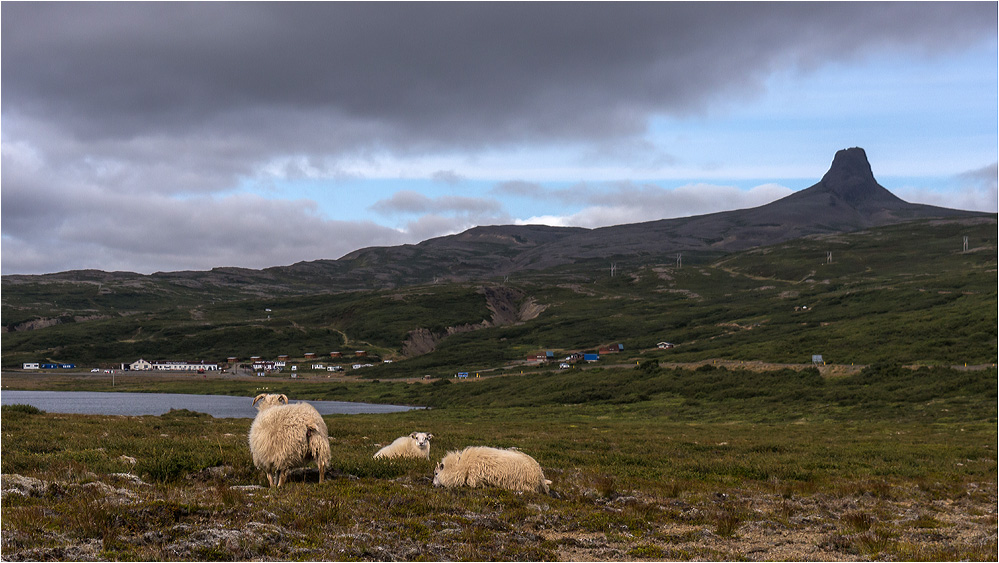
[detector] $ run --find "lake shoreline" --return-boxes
[1,389,420,418]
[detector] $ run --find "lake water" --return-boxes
[0,390,419,418]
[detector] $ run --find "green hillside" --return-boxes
[2,218,995,371]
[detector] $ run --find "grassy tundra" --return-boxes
[2,364,995,561]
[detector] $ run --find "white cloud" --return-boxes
[515,215,573,228]
[1,175,408,274]
[895,163,998,213]
[431,170,465,185]
[491,180,546,198]
[403,214,475,242]
[370,191,503,216]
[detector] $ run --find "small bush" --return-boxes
[2,404,45,415]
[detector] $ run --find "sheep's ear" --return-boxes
[278,394,288,404]
[410,432,418,439]
[252,394,266,406]
[427,434,434,440]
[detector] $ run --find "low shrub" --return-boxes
[1,404,45,415]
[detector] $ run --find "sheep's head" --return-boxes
[410,432,434,450]
[432,460,446,487]
[252,393,288,411]
[432,450,460,487]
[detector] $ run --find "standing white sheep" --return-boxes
[248,393,331,487]
[433,446,551,494]
[373,432,434,459]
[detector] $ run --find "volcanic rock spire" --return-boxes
[816,147,906,209]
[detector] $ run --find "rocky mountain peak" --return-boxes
[817,147,903,207]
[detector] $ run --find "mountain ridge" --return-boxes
[2,148,990,290]
[345,147,983,278]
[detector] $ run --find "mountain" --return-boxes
[313,147,985,280]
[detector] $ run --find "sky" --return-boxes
[2,2,997,275]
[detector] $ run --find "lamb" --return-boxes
[248,393,331,487]
[373,432,434,459]
[433,446,551,494]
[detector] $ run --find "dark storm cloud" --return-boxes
[4,2,994,148]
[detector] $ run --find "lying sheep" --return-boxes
[433,446,551,494]
[248,393,331,487]
[374,432,434,459]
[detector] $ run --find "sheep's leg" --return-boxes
[266,472,275,488]
[318,461,325,484]
[277,470,286,487]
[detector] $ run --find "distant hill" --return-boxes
[3,215,995,369]
[2,147,990,293]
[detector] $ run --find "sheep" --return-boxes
[248,393,331,487]
[433,446,551,494]
[373,432,434,459]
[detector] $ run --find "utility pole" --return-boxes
[827,251,833,264]
[963,236,969,253]
[676,253,682,269]
[610,262,617,277]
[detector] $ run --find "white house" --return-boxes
[22,363,39,370]
[130,359,153,371]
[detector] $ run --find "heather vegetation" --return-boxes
[2,364,995,560]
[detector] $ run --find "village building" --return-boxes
[252,361,285,371]
[129,359,220,371]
